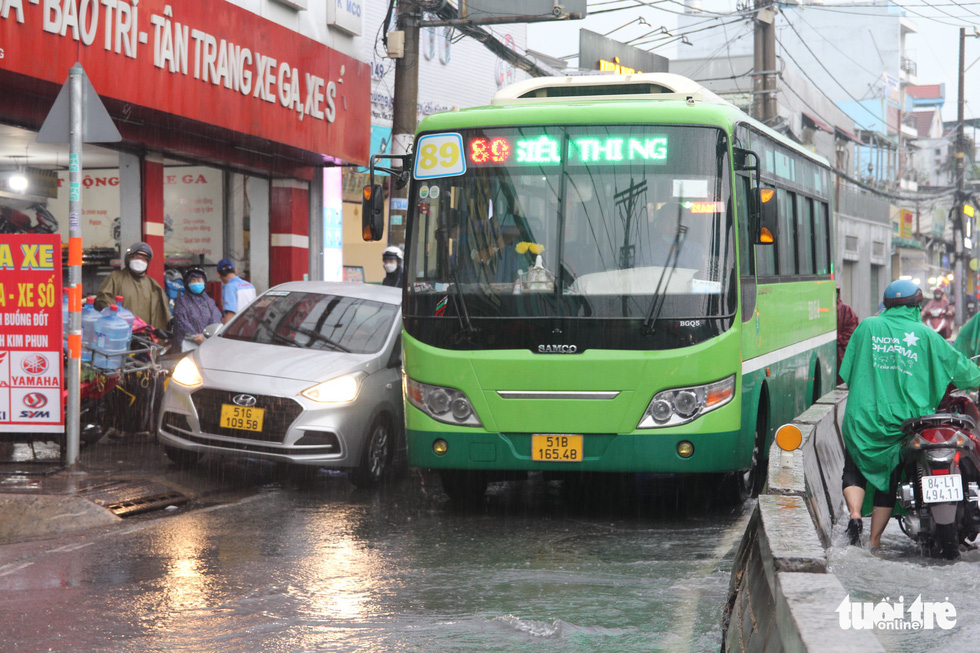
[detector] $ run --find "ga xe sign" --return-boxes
[0,234,64,433]
[0,0,370,163]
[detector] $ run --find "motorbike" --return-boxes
[923,305,954,339]
[896,391,980,559]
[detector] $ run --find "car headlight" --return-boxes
[301,373,362,403]
[405,376,482,427]
[638,375,735,429]
[171,356,203,388]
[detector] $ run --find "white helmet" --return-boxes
[382,246,403,261]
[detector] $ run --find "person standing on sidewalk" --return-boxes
[217,258,256,324]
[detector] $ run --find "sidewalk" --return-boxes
[0,435,232,544]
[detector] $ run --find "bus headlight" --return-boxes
[637,375,735,429]
[405,376,483,427]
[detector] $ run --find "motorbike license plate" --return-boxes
[921,474,963,503]
[531,434,583,462]
[220,404,265,432]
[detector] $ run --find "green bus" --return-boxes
[364,73,836,500]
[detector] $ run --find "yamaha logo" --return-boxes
[537,344,579,354]
[23,392,48,409]
[233,394,258,407]
[21,354,49,375]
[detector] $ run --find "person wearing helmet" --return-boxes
[839,279,980,553]
[93,241,171,330]
[382,246,404,288]
[921,286,954,339]
[171,267,222,352]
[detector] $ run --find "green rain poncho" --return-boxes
[954,311,980,359]
[839,304,980,492]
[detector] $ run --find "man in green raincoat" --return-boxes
[839,279,980,549]
[954,308,980,359]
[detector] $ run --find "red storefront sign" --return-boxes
[0,0,370,163]
[0,234,64,433]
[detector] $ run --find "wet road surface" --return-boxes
[0,465,750,652]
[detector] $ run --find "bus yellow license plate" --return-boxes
[220,404,265,432]
[532,435,583,462]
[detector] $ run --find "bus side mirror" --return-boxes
[752,186,778,245]
[362,184,385,241]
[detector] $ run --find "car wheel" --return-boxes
[349,416,392,489]
[162,445,203,468]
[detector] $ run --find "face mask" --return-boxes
[384,262,398,273]
[188,282,206,295]
[129,258,148,274]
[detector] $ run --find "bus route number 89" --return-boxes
[413,133,466,179]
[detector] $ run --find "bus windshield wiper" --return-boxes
[447,257,478,336]
[643,222,688,334]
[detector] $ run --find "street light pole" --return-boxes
[389,0,420,249]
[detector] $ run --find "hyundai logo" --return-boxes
[23,392,48,409]
[233,394,258,407]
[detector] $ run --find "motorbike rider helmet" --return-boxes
[164,268,184,301]
[382,246,403,262]
[933,288,944,300]
[182,267,208,294]
[124,241,153,266]
[883,279,923,309]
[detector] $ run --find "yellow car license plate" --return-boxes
[220,404,265,432]
[531,434,583,462]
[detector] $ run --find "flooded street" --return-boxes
[0,470,749,652]
[829,519,980,652]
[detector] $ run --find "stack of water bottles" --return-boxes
[92,304,133,371]
[80,296,101,363]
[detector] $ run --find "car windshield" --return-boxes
[405,124,735,320]
[221,291,398,354]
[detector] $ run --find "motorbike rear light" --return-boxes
[920,428,957,444]
[931,468,950,475]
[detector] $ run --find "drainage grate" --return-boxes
[80,480,188,517]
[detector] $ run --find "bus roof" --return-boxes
[417,73,830,169]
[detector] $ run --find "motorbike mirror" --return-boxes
[775,423,802,451]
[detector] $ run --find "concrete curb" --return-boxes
[0,493,121,543]
[723,388,885,652]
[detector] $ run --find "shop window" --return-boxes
[163,165,224,271]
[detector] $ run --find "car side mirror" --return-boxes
[362,184,385,241]
[203,322,223,338]
[752,187,778,245]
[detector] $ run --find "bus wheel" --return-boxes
[440,470,488,503]
[726,408,768,502]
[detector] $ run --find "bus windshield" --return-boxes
[406,125,735,321]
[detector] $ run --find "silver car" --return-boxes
[157,281,404,488]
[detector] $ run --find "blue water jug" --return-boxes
[102,294,135,328]
[81,296,101,363]
[92,305,132,370]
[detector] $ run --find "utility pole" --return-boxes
[752,0,777,123]
[389,0,420,249]
[955,27,970,327]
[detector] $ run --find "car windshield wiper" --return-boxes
[642,221,688,334]
[293,326,350,352]
[271,331,301,348]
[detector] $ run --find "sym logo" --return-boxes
[23,392,48,409]
[21,354,49,375]
[233,394,258,407]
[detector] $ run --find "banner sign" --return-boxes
[0,234,64,433]
[0,0,370,163]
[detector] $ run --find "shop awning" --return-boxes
[802,112,834,134]
[835,125,864,144]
